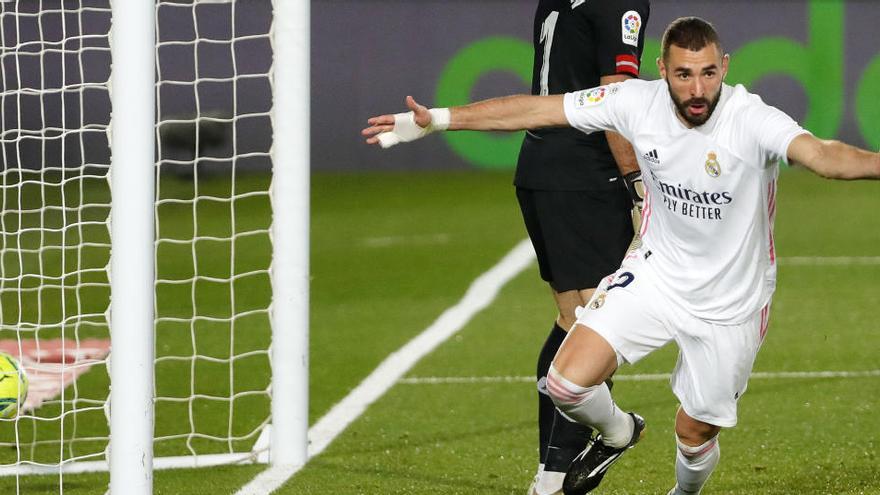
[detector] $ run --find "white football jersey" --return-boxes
[564,80,809,323]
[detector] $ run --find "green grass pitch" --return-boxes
[1,168,878,494]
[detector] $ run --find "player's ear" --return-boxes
[657,56,666,79]
[721,53,730,80]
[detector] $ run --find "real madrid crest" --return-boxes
[705,152,721,177]
[589,292,606,310]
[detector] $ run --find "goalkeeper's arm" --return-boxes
[604,111,644,250]
[362,95,567,148]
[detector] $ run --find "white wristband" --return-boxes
[428,107,450,131]
[377,107,450,149]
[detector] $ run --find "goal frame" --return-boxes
[107,1,310,492]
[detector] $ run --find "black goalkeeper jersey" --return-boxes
[514,0,650,191]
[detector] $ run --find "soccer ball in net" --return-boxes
[0,352,28,419]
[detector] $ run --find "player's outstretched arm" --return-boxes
[362,94,567,148]
[787,134,880,180]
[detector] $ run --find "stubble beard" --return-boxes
[668,81,723,127]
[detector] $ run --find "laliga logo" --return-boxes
[576,87,607,107]
[586,87,606,103]
[624,14,641,34]
[705,152,721,177]
[621,11,641,47]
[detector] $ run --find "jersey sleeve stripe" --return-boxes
[615,54,640,76]
[767,179,777,264]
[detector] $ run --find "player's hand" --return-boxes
[362,96,447,148]
[406,96,433,127]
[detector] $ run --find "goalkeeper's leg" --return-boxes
[531,315,594,495]
[517,188,634,495]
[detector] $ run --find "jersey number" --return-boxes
[539,11,559,96]
[606,272,635,291]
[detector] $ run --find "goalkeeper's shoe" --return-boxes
[562,413,645,495]
[527,475,564,495]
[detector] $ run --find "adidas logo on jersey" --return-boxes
[643,149,660,164]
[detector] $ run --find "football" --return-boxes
[0,352,28,419]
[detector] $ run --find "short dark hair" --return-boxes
[661,17,723,61]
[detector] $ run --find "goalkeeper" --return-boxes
[364,16,879,495]
[512,3,649,494]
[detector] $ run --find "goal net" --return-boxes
[153,0,276,468]
[0,0,115,481]
[0,0,307,491]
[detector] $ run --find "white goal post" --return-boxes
[0,0,309,492]
[109,0,158,492]
[268,0,310,470]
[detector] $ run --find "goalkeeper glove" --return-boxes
[623,171,645,253]
[623,170,644,211]
[377,108,450,149]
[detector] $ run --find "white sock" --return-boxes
[674,435,720,495]
[535,469,565,495]
[546,364,633,448]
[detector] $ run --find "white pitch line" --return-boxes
[777,256,880,266]
[234,239,536,495]
[399,369,880,385]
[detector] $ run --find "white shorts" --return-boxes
[575,252,771,427]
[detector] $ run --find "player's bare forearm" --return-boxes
[362,94,567,147]
[606,131,639,176]
[449,94,567,131]
[599,74,640,176]
[788,134,880,180]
